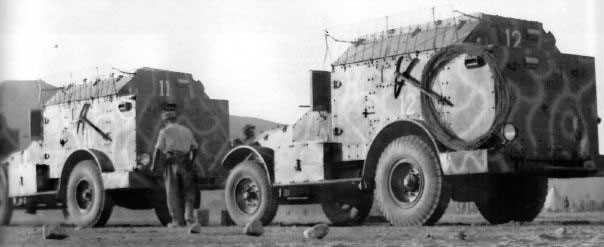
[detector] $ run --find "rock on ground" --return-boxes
[243,220,264,236]
[188,224,202,234]
[554,227,568,238]
[303,224,329,239]
[42,224,68,240]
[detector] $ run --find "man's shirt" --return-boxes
[155,123,198,154]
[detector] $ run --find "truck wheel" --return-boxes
[375,136,450,226]
[65,160,113,227]
[154,203,171,226]
[225,160,277,225]
[321,190,373,226]
[0,164,13,225]
[149,184,171,226]
[475,175,547,224]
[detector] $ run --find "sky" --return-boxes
[1,0,602,123]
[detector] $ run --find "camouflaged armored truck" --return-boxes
[0,68,229,227]
[221,13,603,226]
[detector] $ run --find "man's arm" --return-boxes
[150,148,162,175]
[150,130,166,175]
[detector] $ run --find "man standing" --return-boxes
[151,109,199,228]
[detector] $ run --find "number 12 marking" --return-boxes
[505,29,522,48]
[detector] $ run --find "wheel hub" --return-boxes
[235,178,261,214]
[389,160,424,207]
[403,171,420,192]
[75,179,94,211]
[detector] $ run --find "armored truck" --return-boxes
[0,68,229,227]
[221,13,602,226]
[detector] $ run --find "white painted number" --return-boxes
[505,29,522,48]
[159,80,171,96]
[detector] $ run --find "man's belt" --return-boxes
[166,150,188,158]
[165,150,193,169]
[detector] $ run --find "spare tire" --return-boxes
[421,44,510,150]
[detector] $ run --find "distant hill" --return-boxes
[229,115,282,140]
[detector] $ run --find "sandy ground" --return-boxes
[2,207,604,246]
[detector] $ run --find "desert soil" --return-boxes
[2,208,604,247]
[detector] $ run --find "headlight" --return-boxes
[138,153,151,166]
[502,124,517,141]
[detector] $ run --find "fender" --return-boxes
[58,149,115,200]
[361,119,441,189]
[221,145,274,184]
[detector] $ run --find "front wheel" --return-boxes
[64,160,113,227]
[0,164,13,225]
[374,135,450,226]
[224,160,278,226]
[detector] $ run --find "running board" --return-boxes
[273,178,361,187]
[17,190,59,197]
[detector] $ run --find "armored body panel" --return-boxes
[0,114,19,160]
[0,81,56,157]
[126,68,230,187]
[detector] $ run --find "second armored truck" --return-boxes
[221,13,602,226]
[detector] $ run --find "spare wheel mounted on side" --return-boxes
[420,44,510,150]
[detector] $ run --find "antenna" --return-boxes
[385,16,389,32]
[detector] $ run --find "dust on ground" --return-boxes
[2,208,604,246]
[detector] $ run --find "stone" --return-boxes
[196,209,210,226]
[188,223,202,234]
[243,220,264,236]
[303,224,329,239]
[554,227,568,238]
[42,224,68,240]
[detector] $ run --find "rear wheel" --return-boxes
[225,160,278,226]
[320,189,373,226]
[375,136,450,226]
[64,160,113,227]
[0,164,13,225]
[475,175,548,224]
[150,184,171,226]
